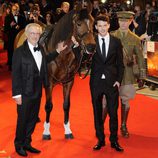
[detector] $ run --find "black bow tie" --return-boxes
[33,46,40,52]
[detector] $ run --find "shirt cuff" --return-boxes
[12,94,22,99]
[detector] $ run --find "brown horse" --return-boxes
[40,2,96,140]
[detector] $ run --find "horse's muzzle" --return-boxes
[86,44,96,54]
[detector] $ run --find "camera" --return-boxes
[26,11,30,15]
[134,10,137,14]
[149,11,158,23]
[32,10,38,17]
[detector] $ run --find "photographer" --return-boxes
[147,9,158,41]
[91,0,100,18]
[130,5,146,37]
[26,4,45,26]
[108,3,121,31]
[56,2,70,22]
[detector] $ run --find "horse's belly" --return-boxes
[48,57,77,83]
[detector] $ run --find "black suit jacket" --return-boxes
[90,35,124,91]
[4,13,26,38]
[12,40,49,99]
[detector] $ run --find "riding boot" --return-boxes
[120,104,130,138]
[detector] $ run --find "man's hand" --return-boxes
[56,41,68,53]
[14,96,22,105]
[71,36,79,47]
[113,81,120,88]
[140,33,150,41]
[15,25,20,30]
[132,19,138,28]
[10,21,16,27]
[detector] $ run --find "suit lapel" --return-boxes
[24,41,40,72]
[39,49,44,73]
[11,14,17,23]
[105,35,112,60]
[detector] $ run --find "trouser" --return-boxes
[14,97,41,149]
[102,98,130,121]
[90,82,119,143]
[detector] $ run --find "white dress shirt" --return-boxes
[28,41,42,71]
[98,33,110,79]
[14,15,18,23]
[98,33,110,57]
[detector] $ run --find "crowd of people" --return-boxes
[0,0,157,70]
[0,0,71,70]
[0,0,157,157]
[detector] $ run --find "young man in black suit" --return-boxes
[90,15,124,152]
[12,23,68,157]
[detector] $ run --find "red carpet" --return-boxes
[0,51,158,158]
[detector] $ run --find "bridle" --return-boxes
[78,39,95,79]
[73,20,95,79]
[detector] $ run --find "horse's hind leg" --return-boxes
[43,85,53,140]
[63,80,74,139]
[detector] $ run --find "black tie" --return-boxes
[33,46,40,52]
[102,38,106,59]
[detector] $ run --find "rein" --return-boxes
[74,27,95,79]
[78,41,95,79]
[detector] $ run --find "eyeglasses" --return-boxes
[29,32,41,36]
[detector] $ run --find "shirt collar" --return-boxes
[28,41,38,52]
[98,33,109,41]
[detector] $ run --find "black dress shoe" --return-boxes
[111,142,124,152]
[24,145,41,153]
[16,147,28,157]
[93,141,105,150]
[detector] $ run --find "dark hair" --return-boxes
[45,11,55,24]
[94,15,110,25]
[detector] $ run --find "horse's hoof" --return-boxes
[65,133,74,139]
[42,134,51,140]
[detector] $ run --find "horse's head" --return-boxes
[73,9,96,54]
[74,0,92,13]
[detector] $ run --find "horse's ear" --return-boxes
[73,0,82,12]
[73,0,92,14]
[85,0,93,14]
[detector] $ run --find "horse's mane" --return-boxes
[40,1,93,53]
[50,10,75,50]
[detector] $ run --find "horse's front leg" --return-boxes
[43,84,53,140]
[63,79,74,139]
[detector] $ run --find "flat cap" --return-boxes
[117,11,135,19]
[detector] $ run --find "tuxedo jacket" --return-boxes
[12,40,49,99]
[90,35,124,91]
[4,13,26,39]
